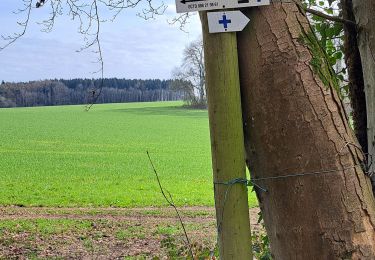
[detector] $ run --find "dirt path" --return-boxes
[0,206,261,259]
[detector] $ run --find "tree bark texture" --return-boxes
[341,0,368,156]
[237,3,375,259]
[200,12,253,260]
[352,0,375,192]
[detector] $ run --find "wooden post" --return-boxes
[200,11,253,259]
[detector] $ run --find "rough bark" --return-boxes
[352,0,375,192]
[341,0,368,155]
[237,3,375,259]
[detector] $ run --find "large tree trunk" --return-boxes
[237,3,375,259]
[341,0,368,155]
[352,0,375,192]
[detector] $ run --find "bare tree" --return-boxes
[171,38,206,108]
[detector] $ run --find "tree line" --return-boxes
[0,78,184,108]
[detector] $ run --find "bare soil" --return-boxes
[0,206,261,259]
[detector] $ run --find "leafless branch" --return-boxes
[137,0,167,20]
[84,0,105,111]
[168,12,195,32]
[0,0,33,51]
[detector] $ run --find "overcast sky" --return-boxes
[0,0,201,82]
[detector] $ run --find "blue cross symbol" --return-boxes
[219,15,231,29]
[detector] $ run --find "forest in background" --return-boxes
[0,78,184,108]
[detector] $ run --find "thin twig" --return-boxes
[0,0,33,50]
[146,151,194,259]
[168,12,195,32]
[84,0,104,111]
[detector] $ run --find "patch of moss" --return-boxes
[298,28,341,94]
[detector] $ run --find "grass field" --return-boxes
[0,101,257,208]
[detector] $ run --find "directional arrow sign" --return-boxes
[207,11,250,33]
[176,0,269,13]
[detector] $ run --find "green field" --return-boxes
[0,101,257,207]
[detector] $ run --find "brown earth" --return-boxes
[0,206,261,259]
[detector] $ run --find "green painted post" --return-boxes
[200,11,253,260]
